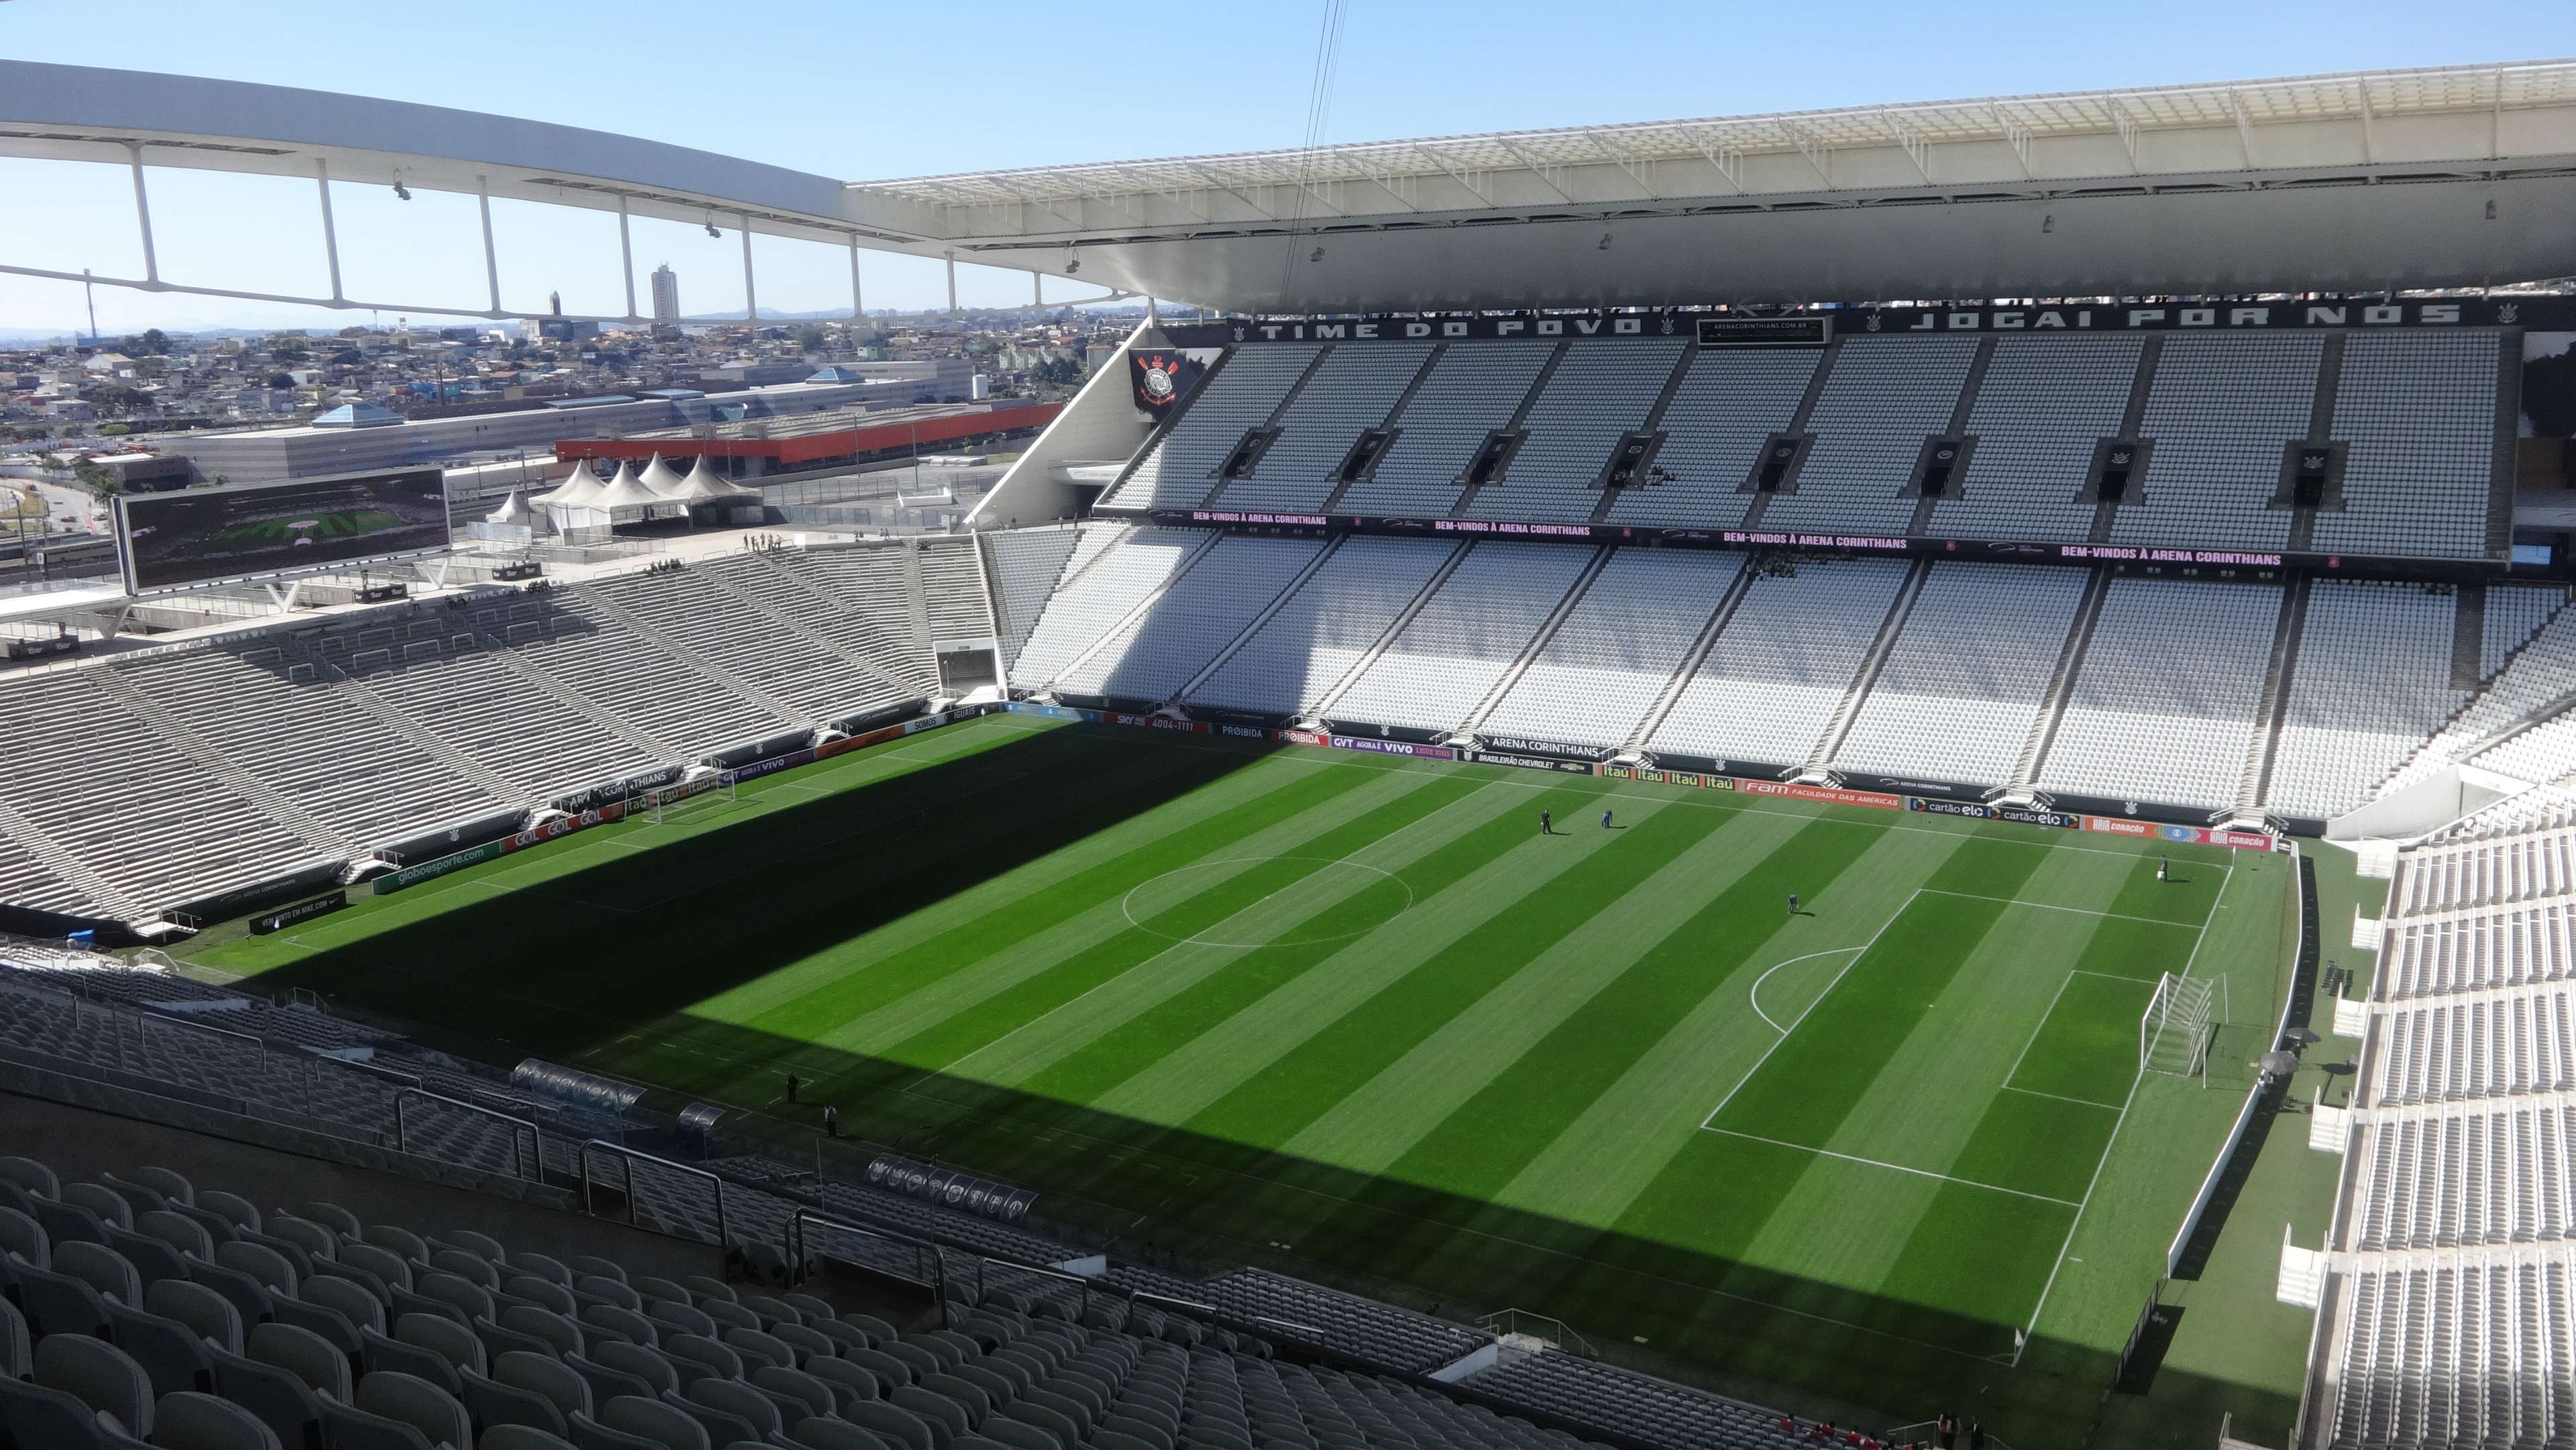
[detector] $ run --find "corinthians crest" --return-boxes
[1128,346,1220,417]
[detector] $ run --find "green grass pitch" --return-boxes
[184,714,2297,1436]
[200,508,410,552]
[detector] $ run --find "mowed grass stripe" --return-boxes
[1708,838,2053,1141]
[1004,780,1538,1107]
[1085,792,1736,1129]
[1181,792,1717,1151]
[733,751,1378,1039]
[956,788,1701,1211]
[1348,814,1890,1208]
[871,766,1479,1092]
[940,772,1501,1093]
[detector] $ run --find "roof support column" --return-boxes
[314,158,343,304]
[618,196,637,321]
[1032,270,1042,307]
[945,251,958,313]
[739,212,757,323]
[847,236,863,320]
[126,144,158,287]
[476,175,500,315]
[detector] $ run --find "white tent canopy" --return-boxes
[635,454,690,499]
[531,463,601,509]
[677,455,763,504]
[591,460,664,511]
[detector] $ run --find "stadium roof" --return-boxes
[850,60,2576,311]
[3,59,2572,312]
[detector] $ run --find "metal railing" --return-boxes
[786,1206,945,1299]
[578,1139,727,1251]
[394,1087,541,1180]
[1128,1289,1328,1348]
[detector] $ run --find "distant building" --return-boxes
[650,265,680,334]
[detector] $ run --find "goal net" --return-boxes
[2140,972,2219,1078]
[641,778,737,825]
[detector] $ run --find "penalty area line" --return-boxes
[1746,947,1866,1035]
[1695,1127,2082,1208]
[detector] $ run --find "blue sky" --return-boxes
[1,0,2565,333]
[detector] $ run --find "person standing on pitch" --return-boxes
[2158,854,2169,882]
[1601,808,1613,830]
[1786,892,1799,916]
[785,1072,800,1104]
[823,1105,839,1139]
[1540,810,1552,836]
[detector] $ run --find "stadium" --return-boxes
[0,52,2573,1450]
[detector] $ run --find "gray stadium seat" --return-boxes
[152,1390,284,1450]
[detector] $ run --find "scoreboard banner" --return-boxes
[1159,293,2576,350]
[116,468,452,594]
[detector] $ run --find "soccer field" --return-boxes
[188,713,2295,1431]
[201,508,411,551]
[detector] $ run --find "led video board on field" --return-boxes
[115,468,451,592]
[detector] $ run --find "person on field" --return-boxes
[1786,892,1799,916]
[2158,853,2169,882]
[1936,1411,1957,1450]
[1966,1422,1985,1450]
[1540,810,1552,835]
[823,1106,839,1139]
[785,1072,800,1104]
[1602,808,1613,830]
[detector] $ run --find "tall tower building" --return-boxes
[649,264,680,335]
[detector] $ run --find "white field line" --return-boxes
[1699,889,1921,1128]
[1919,888,2207,926]
[1697,1127,2082,1208]
[2002,1084,2123,1111]
[2017,858,2235,1360]
[1746,947,1867,1035]
[2003,969,2159,1088]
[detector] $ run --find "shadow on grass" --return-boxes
[239,722,2302,1443]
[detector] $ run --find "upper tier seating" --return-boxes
[2035,578,2280,810]
[2314,330,2504,560]
[1478,550,1744,752]
[1462,341,1686,524]
[1219,343,1434,515]
[1831,562,2086,788]
[1927,334,2142,541]
[1102,346,1322,511]
[2264,582,2469,820]
[1646,558,1913,769]
[1331,344,1556,518]
[1758,338,1978,536]
[1603,350,1817,528]
[1330,542,1597,732]
[2110,332,2319,551]
[1188,538,1457,717]
[1104,328,2510,560]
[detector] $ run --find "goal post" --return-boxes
[642,777,737,825]
[2141,972,2218,1080]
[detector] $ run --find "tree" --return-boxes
[88,383,153,418]
[70,460,121,497]
[795,325,827,352]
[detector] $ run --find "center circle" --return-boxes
[1121,856,1415,948]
